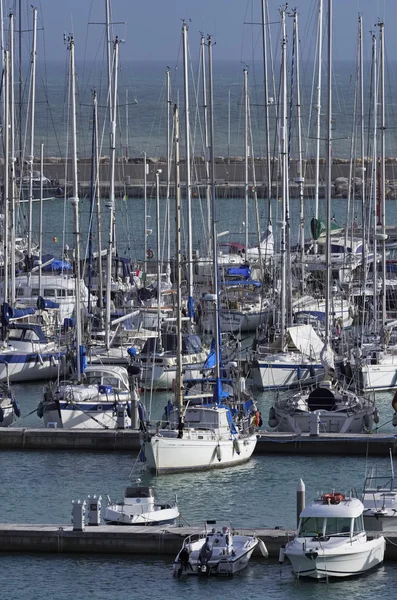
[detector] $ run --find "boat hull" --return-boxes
[251,361,324,390]
[0,353,66,383]
[102,506,179,526]
[144,433,257,473]
[286,537,385,579]
[42,401,132,429]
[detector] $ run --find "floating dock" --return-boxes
[1,428,397,455]
[0,523,396,560]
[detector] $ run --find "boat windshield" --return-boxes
[325,517,352,536]
[299,517,325,537]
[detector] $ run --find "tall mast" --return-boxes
[201,34,211,253]
[105,36,119,350]
[27,7,37,266]
[94,91,104,312]
[371,33,378,331]
[325,0,332,346]
[3,49,9,303]
[244,68,249,255]
[174,104,183,417]
[208,35,221,387]
[155,167,162,346]
[280,8,287,346]
[294,9,305,294]
[166,67,171,264]
[38,143,44,295]
[182,21,194,325]
[379,21,386,330]
[69,35,83,382]
[314,0,323,252]
[105,0,113,120]
[359,15,367,336]
[261,0,272,214]
[9,12,15,305]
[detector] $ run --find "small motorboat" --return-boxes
[174,520,267,577]
[284,492,385,579]
[102,479,179,526]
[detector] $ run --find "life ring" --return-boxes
[322,492,345,505]
[147,249,154,259]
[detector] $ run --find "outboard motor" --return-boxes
[198,541,213,574]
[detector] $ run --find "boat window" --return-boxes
[325,517,352,535]
[67,289,74,297]
[57,289,67,297]
[44,288,56,297]
[16,288,25,297]
[31,288,39,296]
[299,517,325,536]
[353,515,364,533]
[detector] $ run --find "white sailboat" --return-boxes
[143,66,257,474]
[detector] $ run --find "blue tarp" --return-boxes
[221,279,261,287]
[226,266,251,278]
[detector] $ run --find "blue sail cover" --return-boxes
[227,266,251,278]
[221,279,261,287]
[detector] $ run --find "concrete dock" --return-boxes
[1,523,396,560]
[1,428,397,455]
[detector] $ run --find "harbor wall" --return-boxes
[1,428,397,455]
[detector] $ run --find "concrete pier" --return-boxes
[0,523,395,559]
[1,428,397,455]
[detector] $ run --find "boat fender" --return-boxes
[393,413,397,428]
[36,402,44,419]
[258,538,269,558]
[0,406,3,422]
[12,399,21,418]
[309,365,316,379]
[373,408,380,425]
[233,438,241,455]
[146,248,154,260]
[216,444,222,462]
[296,366,301,380]
[278,545,285,564]
[392,389,397,413]
[268,406,278,428]
[363,414,371,430]
[126,402,132,419]
[1,302,11,326]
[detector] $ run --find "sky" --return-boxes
[14,0,397,65]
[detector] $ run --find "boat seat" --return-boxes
[307,387,336,412]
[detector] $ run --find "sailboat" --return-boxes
[143,74,257,473]
[268,2,376,434]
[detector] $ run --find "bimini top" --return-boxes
[300,496,364,519]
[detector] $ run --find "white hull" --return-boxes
[201,310,267,334]
[144,433,257,473]
[43,402,132,429]
[286,538,385,579]
[140,364,204,390]
[251,361,324,390]
[0,354,66,383]
[359,361,397,392]
[102,506,179,526]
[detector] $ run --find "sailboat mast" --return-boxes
[379,21,386,328]
[38,143,43,295]
[182,22,194,325]
[174,104,183,414]
[261,0,272,212]
[105,36,119,350]
[200,34,211,253]
[294,9,305,294]
[69,36,83,382]
[280,8,287,346]
[325,0,332,346]
[9,12,15,305]
[166,67,171,264]
[3,49,9,303]
[314,0,323,252]
[244,68,249,255]
[27,7,37,266]
[371,33,378,330]
[208,35,221,384]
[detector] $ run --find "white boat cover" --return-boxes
[276,324,326,360]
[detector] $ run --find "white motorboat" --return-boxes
[269,378,377,434]
[102,480,179,526]
[174,521,265,577]
[285,493,385,579]
[361,453,397,531]
[38,364,145,429]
